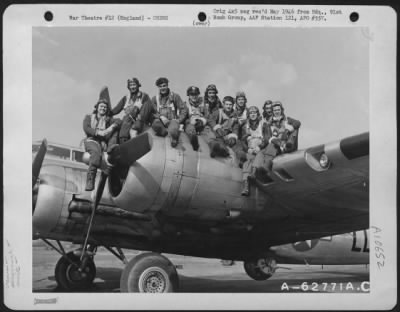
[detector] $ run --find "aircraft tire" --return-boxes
[243,259,274,281]
[54,252,96,291]
[120,252,179,293]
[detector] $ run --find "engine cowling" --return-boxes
[33,165,66,238]
[110,133,248,220]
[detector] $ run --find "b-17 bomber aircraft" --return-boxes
[32,121,369,292]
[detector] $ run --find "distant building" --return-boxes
[32,140,85,163]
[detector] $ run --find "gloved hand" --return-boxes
[285,141,293,150]
[131,106,140,119]
[216,128,224,138]
[285,123,294,132]
[125,106,138,120]
[102,127,112,137]
[96,129,106,137]
[160,115,169,125]
[271,137,281,147]
[179,124,184,132]
[227,137,236,147]
[194,119,204,133]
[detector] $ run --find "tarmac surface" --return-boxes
[33,247,369,293]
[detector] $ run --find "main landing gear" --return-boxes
[41,239,179,292]
[120,252,179,292]
[243,257,277,281]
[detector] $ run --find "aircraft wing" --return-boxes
[244,132,369,247]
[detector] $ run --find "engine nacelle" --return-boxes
[33,165,66,238]
[110,132,248,220]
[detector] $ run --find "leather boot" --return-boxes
[255,167,273,184]
[220,145,230,157]
[190,135,199,151]
[152,120,168,137]
[119,137,129,144]
[85,167,97,191]
[171,134,179,148]
[210,143,220,158]
[171,139,178,148]
[241,179,250,196]
[107,144,120,165]
[248,167,257,181]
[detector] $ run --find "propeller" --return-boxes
[32,139,47,214]
[107,131,153,167]
[80,132,153,262]
[32,139,47,188]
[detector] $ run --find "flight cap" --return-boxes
[223,95,234,103]
[127,77,141,87]
[205,84,218,94]
[155,77,169,86]
[187,86,200,96]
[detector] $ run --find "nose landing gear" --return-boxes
[41,239,180,292]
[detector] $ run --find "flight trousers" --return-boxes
[84,140,103,169]
[252,143,280,179]
[152,119,180,146]
[242,153,258,181]
[119,100,154,143]
[185,124,201,151]
[232,141,247,167]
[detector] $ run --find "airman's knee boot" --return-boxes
[169,126,180,148]
[85,167,97,191]
[241,179,250,196]
[170,133,179,148]
[255,167,273,184]
[152,120,168,137]
[248,167,257,181]
[119,137,129,144]
[190,134,199,151]
[238,151,247,168]
[209,142,220,158]
[220,145,230,157]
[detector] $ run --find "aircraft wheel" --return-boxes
[120,252,179,293]
[244,258,276,281]
[55,252,96,291]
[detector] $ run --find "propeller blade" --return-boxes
[80,132,152,256]
[32,139,47,188]
[108,132,153,167]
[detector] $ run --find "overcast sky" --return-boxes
[33,26,369,148]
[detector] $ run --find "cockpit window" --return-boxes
[33,142,84,162]
[72,150,84,163]
[46,145,71,160]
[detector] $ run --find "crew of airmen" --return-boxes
[82,77,301,196]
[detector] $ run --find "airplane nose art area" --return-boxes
[32,165,66,238]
